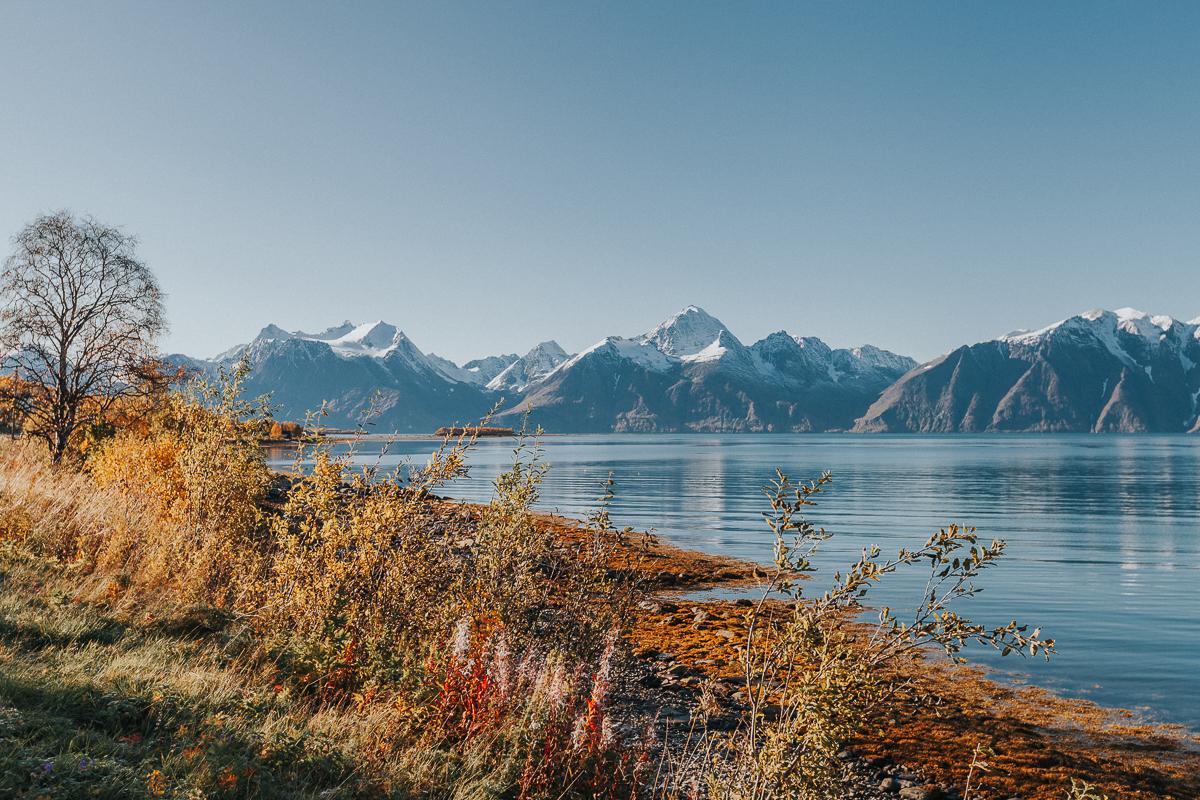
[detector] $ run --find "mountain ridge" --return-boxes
[169,306,1199,434]
[854,308,1200,433]
[170,305,914,432]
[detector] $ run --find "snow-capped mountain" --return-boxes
[174,306,916,432]
[639,305,734,359]
[181,305,1200,435]
[179,321,497,431]
[495,307,916,432]
[855,308,1200,433]
[486,341,569,393]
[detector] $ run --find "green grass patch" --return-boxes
[0,557,381,800]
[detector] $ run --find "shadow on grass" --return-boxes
[0,668,363,799]
[0,615,128,650]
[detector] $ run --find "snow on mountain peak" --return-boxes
[531,340,568,358]
[1004,308,1179,345]
[995,308,1200,378]
[299,320,356,341]
[682,329,739,364]
[640,305,739,358]
[213,323,291,361]
[1112,307,1149,322]
[486,340,572,392]
[330,321,400,351]
[554,335,674,377]
[850,344,918,373]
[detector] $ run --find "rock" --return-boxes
[879,777,900,793]
[658,707,691,724]
[899,788,943,800]
[705,715,737,731]
[714,629,738,640]
[704,681,732,698]
[734,598,754,607]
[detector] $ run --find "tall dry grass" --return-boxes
[0,371,649,799]
[0,370,1083,799]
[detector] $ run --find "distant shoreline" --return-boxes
[276,429,1197,444]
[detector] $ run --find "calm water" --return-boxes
[269,434,1200,729]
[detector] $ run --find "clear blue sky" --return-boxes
[2,1,1198,363]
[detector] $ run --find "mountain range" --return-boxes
[168,306,1200,434]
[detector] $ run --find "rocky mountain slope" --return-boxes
[500,307,916,432]
[854,308,1200,433]
[170,306,914,432]
[171,306,1199,434]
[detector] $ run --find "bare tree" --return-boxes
[1,211,166,461]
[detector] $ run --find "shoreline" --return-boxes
[522,504,1200,799]
[260,465,1199,798]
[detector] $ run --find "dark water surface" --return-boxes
[269,434,1200,729]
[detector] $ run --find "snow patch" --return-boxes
[680,333,731,364]
[551,336,675,377]
[487,341,570,391]
[326,321,400,354]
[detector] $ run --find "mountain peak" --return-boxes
[1004,308,1183,348]
[255,323,293,341]
[530,340,567,357]
[486,340,573,392]
[300,320,357,341]
[640,305,737,357]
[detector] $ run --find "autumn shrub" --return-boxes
[691,472,1054,800]
[84,368,272,605]
[0,357,654,797]
[257,428,643,702]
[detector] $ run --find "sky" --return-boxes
[1,1,1199,364]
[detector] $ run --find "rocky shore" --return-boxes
[525,509,1200,800]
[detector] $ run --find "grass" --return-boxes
[0,551,385,800]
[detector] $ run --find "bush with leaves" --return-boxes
[698,472,1054,800]
[84,365,272,605]
[258,428,643,696]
